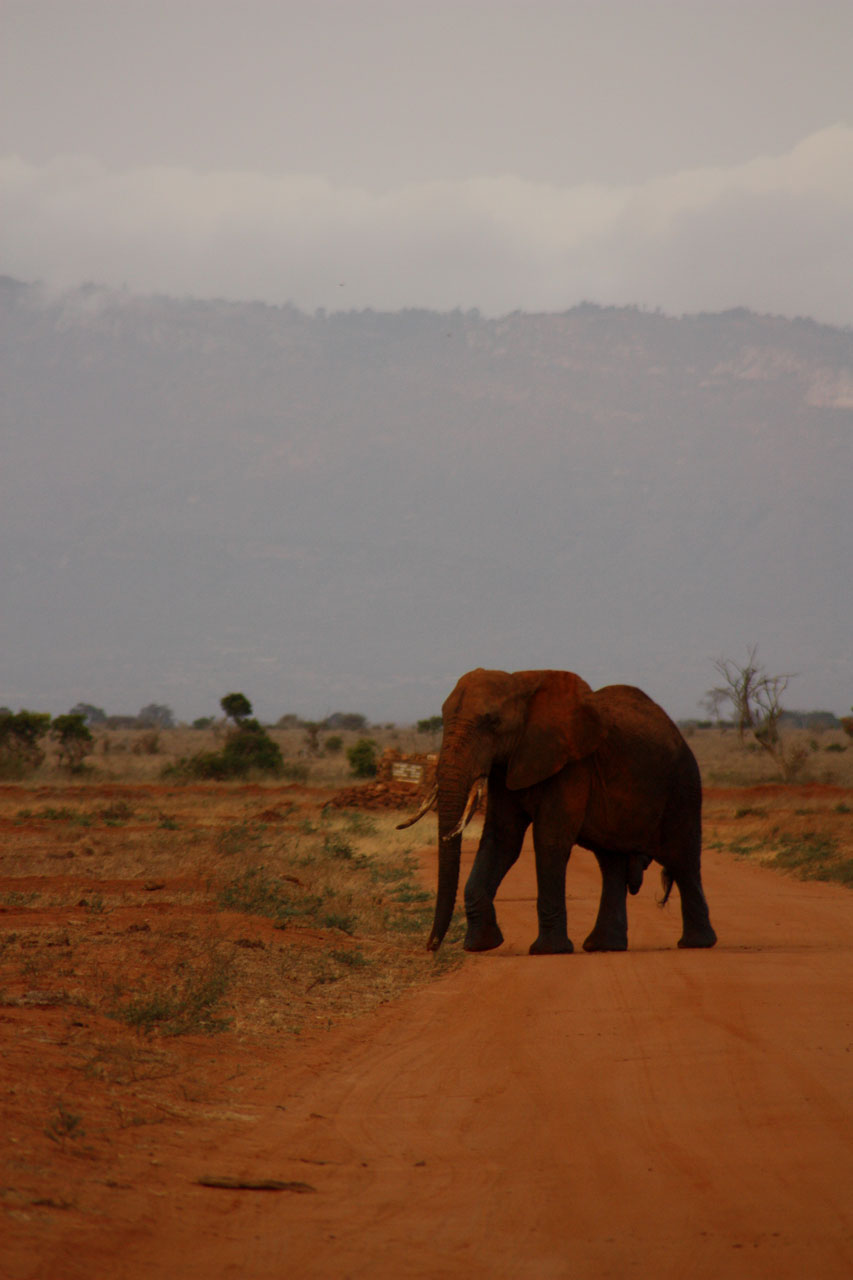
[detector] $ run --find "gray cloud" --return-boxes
[3,125,852,322]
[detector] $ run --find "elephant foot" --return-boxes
[677,925,717,949]
[529,934,574,955]
[582,928,628,953]
[463,920,504,952]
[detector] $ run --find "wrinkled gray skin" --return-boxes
[417,668,717,955]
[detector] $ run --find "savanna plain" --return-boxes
[2,723,852,1278]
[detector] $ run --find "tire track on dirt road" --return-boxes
[31,835,853,1280]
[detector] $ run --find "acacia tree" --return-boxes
[220,692,253,726]
[708,646,805,780]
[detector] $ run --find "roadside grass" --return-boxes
[0,783,462,1046]
[769,832,853,886]
[207,806,463,1036]
[705,791,853,889]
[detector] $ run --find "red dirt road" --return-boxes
[9,836,853,1279]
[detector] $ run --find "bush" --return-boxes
[324,735,344,755]
[0,710,51,777]
[168,719,284,780]
[51,713,94,772]
[219,719,283,775]
[347,738,378,778]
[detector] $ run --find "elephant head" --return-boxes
[405,668,606,951]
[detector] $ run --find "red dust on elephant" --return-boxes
[400,668,717,955]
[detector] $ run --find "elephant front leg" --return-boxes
[529,836,573,955]
[463,804,527,952]
[582,851,629,952]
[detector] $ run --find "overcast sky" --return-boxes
[2,0,853,321]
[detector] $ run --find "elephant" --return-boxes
[399,668,717,955]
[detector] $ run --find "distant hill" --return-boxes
[1,278,851,722]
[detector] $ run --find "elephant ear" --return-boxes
[505,670,605,791]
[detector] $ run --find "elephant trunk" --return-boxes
[427,828,463,951]
[427,747,487,951]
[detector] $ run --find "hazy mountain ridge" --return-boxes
[1,279,850,721]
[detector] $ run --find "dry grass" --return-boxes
[33,723,439,786]
[687,726,853,787]
[703,785,853,888]
[16,721,851,789]
[0,782,461,1045]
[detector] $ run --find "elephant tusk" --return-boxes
[395,783,439,830]
[444,777,486,839]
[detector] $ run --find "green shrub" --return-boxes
[167,718,284,780]
[219,719,283,775]
[347,738,378,778]
[52,713,94,771]
[166,750,229,780]
[0,710,51,776]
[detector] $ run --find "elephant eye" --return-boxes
[479,712,500,731]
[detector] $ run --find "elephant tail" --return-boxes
[658,868,674,907]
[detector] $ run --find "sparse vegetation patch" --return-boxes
[112,951,233,1036]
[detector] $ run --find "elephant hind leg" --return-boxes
[660,857,717,948]
[673,872,717,948]
[582,850,629,952]
[659,789,717,948]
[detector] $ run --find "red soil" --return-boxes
[3,788,853,1278]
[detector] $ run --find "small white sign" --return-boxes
[391,762,424,784]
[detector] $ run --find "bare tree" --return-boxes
[698,687,728,726]
[707,645,805,780]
